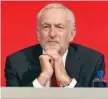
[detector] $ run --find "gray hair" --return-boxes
[37,3,75,29]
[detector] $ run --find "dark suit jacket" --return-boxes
[5,43,105,87]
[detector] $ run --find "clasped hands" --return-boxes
[37,49,71,87]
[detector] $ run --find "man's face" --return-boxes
[37,8,75,54]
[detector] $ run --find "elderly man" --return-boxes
[5,3,105,87]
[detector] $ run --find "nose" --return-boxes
[49,26,56,38]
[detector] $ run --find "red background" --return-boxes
[1,1,108,86]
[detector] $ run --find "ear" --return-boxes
[69,28,76,42]
[36,28,40,42]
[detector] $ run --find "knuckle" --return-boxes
[39,55,43,59]
[39,55,47,60]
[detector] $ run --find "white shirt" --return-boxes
[33,50,77,88]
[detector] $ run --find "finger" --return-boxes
[49,58,54,65]
[41,54,54,65]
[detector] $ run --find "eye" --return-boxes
[56,25,64,29]
[58,26,62,28]
[43,25,49,28]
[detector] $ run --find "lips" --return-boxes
[47,41,59,43]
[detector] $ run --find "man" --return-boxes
[5,3,105,87]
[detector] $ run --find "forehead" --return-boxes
[40,8,68,24]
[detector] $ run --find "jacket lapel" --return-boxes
[65,44,82,81]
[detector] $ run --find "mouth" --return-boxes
[47,41,59,43]
[46,41,59,46]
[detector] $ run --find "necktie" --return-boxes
[50,73,60,87]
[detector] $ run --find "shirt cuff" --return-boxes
[64,78,77,88]
[33,79,44,88]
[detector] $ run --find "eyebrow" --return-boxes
[41,23,65,26]
[41,23,50,26]
[55,23,64,26]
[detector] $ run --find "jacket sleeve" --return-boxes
[5,56,20,86]
[5,56,35,87]
[75,54,105,87]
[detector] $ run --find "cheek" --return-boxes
[61,33,70,42]
[39,33,48,40]
[59,34,69,46]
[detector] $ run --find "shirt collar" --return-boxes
[62,49,68,66]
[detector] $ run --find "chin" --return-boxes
[44,45,60,51]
